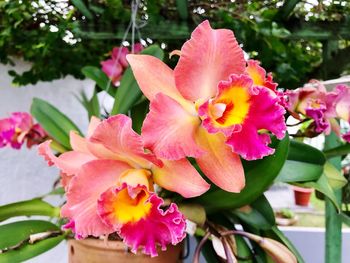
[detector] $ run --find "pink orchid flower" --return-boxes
[334,84,350,142]
[126,21,286,193]
[283,81,340,135]
[39,115,209,256]
[101,43,143,86]
[0,112,47,149]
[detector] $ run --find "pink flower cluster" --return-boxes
[39,21,289,257]
[0,112,47,149]
[101,43,143,86]
[282,80,350,141]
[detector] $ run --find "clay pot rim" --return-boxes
[293,186,314,193]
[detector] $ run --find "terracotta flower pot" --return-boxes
[68,239,183,263]
[293,186,314,206]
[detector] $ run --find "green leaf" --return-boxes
[76,88,100,120]
[288,140,326,165]
[0,235,64,263]
[275,160,324,183]
[31,98,82,150]
[130,99,149,134]
[71,0,93,19]
[176,0,188,20]
[324,161,347,189]
[81,66,114,97]
[0,220,59,250]
[275,140,325,183]
[231,195,276,231]
[340,212,350,226]
[324,143,350,158]
[0,199,60,222]
[111,45,164,115]
[195,135,289,213]
[235,235,254,263]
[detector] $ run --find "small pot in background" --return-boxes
[293,186,314,206]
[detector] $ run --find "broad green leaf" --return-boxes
[275,160,323,183]
[231,195,276,230]
[275,140,325,183]
[0,235,64,263]
[0,199,60,222]
[195,135,289,213]
[111,45,164,115]
[31,98,82,150]
[235,235,254,263]
[71,0,93,19]
[324,143,350,158]
[324,161,347,189]
[0,220,59,250]
[288,140,326,165]
[81,66,114,97]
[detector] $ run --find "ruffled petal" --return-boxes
[38,140,96,175]
[89,115,162,168]
[142,93,204,160]
[174,20,245,102]
[342,131,350,143]
[226,86,286,160]
[245,60,277,94]
[151,158,210,198]
[194,127,245,193]
[126,54,185,103]
[305,105,330,134]
[98,184,186,257]
[61,160,132,238]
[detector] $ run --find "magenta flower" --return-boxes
[101,44,143,86]
[126,21,286,193]
[39,115,209,256]
[0,112,47,149]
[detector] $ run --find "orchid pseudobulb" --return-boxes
[127,20,286,193]
[39,115,210,256]
[0,112,47,149]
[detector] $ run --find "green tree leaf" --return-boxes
[31,98,82,150]
[0,199,60,222]
[111,45,164,115]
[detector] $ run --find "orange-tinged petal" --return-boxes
[38,140,96,176]
[194,127,245,193]
[127,54,185,104]
[142,93,204,160]
[174,20,245,102]
[70,131,89,153]
[151,158,210,198]
[89,115,161,168]
[87,116,101,137]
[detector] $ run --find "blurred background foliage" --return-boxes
[1,0,350,89]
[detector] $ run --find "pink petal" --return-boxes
[70,131,89,153]
[38,140,96,175]
[226,86,286,160]
[151,158,210,198]
[89,115,162,167]
[305,105,330,134]
[111,47,129,68]
[101,59,124,85]
[126,54,185,103]
[87,116,101,137]
[194,127,245,193]
[98,184,186,257]
[174,20,245,102]
[335,84,350,122]
[142,93,204,160]
[61,159,132,238]
[343,131,350,143]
